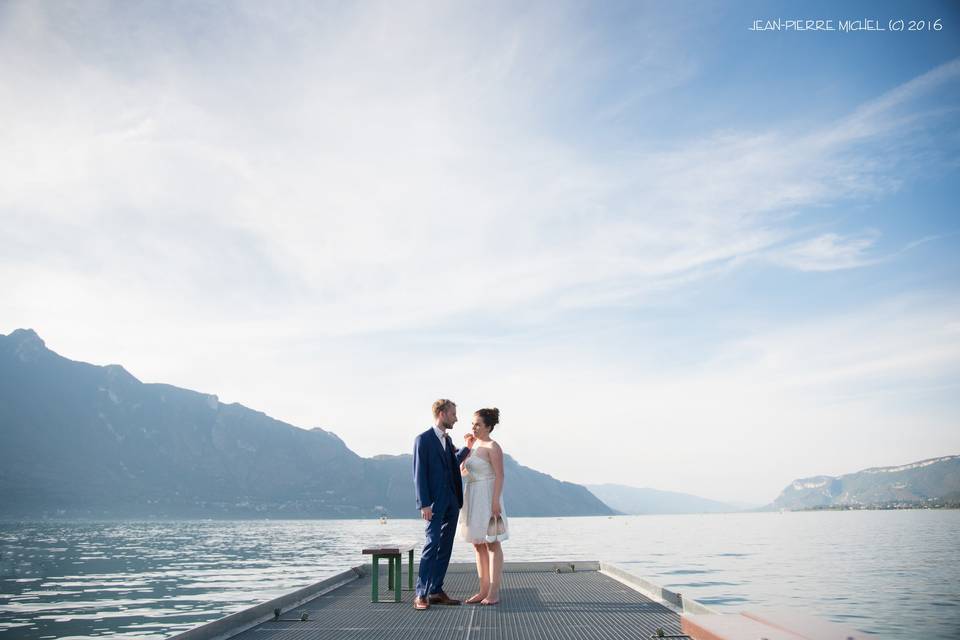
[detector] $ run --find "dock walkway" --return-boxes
[173,561,712,640]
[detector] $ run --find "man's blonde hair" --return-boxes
[432,398,455,418]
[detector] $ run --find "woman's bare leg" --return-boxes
[481,542,503,604]
[466,543,489,603]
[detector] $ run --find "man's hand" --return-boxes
[421,506,433,521]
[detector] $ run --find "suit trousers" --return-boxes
[416,502,459,597]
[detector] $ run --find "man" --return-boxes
[412,398,472,610]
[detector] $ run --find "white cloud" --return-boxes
[485,294,960,503]
[770,231,881,272]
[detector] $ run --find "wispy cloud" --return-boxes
[770,231,881,272]
[841,57,960,139]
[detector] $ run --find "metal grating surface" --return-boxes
[230,567,682,640]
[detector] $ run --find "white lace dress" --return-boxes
[457,453,509,544]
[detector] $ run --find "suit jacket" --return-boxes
[413,427,471,513]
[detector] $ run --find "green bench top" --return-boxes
[362,544,415,555]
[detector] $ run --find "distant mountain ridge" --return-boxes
[768,455,960,510]
[586,484,743,514]
[0,328,613,519]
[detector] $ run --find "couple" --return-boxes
[412,399,509,610]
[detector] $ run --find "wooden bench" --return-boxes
[361,544,414,602]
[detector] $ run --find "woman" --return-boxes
[457,407,508,605]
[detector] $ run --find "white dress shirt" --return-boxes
[433,425,447,451]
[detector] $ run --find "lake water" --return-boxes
[1,511,958,639]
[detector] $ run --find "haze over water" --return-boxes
[1,510,957,639]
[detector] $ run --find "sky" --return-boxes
[2,0,959,505]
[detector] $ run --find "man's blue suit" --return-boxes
[413,427,471,598]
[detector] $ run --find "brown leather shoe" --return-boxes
[413,596,430,610]
[428,590,461,605]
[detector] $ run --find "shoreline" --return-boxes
[2,504,959,522]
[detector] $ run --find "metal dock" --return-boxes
[172,561,713,640]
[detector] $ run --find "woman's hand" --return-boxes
[491,502,501,518]
[464,433,477,448]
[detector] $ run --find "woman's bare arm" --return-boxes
[489,441,505,517]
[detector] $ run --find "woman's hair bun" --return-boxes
[476,407,500,429]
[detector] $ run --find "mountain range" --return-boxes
[0,329,611,518]
[767,455,960,510]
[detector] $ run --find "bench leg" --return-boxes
[408,549,414,590]
[388,554,395,590]
[394,555,401,602]
[371,555,379,602]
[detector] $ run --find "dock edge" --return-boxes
[169,564,367,640]
[599,561,717,616]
